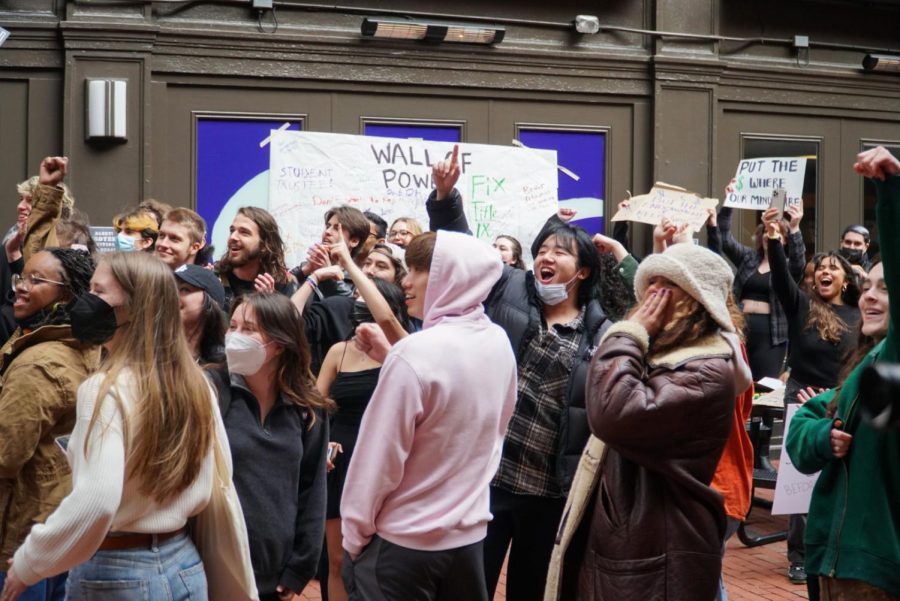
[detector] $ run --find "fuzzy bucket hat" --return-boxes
[634,244,736,333]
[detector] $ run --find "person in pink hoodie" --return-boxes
[340,230,518,601]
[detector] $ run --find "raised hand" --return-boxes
[854,146,900,181]
[557,207,577,223]
[796,386,825,403]
[786,203,803,233]
[706,207,717,228]
[671,222,692,245]
[312,265,344,284]
[328,224,354,268]
[652,218,678,253]
[762,207,782,238]
[38,156,68,187]
[433,144,461,200]
[591,233,627,262]
[306,242,332,272]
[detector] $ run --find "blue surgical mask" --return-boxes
[114,232,137,252]
[534,274,579,306]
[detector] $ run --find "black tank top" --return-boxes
[330,368,380,428]
[742,270,770,303]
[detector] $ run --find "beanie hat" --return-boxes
[634,244,735,333]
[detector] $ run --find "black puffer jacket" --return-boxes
[427,188,611,495]
[484,267,610,494]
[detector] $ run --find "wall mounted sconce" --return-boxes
[85,79,127,141]
[361,17,504,45]
[574,15,601,34]
[0,27,10,48]
[863,54,900,73]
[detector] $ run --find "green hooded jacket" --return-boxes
[785,174,900,596]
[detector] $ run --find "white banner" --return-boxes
[268,130,559,267]
[723,157,807,211]
[772,404,822,515]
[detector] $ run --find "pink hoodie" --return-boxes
[341,231,518,555]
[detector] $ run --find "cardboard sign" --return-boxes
[723,157,807,211]
[771,404,822,515]
[610,182,719,232]
[268,130,559,267]
[90,226,117,253]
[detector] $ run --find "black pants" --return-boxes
[744,313,788,381]
[482,486,566,601]
[342,535,487,601]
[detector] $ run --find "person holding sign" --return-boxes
[764,205,861,587]
[786,146,900,600]
[711,201,806,381]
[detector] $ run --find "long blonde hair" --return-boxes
[85,252,215,504]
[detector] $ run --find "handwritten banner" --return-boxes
[772,404,822,515]
[723,157,807,211]
[268,130,559,267]
[610,182,719,232]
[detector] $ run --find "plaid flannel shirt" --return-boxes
[492,308,584,498]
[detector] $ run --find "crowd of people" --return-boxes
[0,145,897,601]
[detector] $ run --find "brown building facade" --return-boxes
[1,0,899,255]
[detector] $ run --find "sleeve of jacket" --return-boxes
[426,188,470,234]
[340,353,422,556]
[586,324,735,459]
[612,220,630,253]
[707,224,722,256]
[614,254,639,291]
[22,184,63,264]
[0,360,72,479]
[768,237,803,319]
[785,391,835,474]
[280,410,329,593]
[717,207,753,268]
[875,175,900,364]
[787,231,807,282]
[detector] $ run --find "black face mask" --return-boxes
[350,301,374,330]
[838,247,865,265]
[69,293,118,345]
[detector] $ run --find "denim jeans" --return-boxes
[0,572,66,601]
[65,532,207,601]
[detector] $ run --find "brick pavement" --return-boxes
[296,502,808,600]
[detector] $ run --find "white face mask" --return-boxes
[225,331,271,376]
[534,273,580,306]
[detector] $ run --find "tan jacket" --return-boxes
[22,183,63,265]
[0,324,100,563]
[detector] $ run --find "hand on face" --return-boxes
[629,289,670,337]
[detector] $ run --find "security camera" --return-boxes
[574,15,601,35]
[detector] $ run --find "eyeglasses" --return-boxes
[389,230,412,238]
[11,273,67,292]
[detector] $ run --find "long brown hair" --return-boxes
[84,252,215,504]
[805,252,860,344]
[648,296,720,356]
[217,206,290,285]
[230,293,334,424]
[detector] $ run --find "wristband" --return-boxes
[306,276,319,289]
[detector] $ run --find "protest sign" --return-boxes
[268,130,559,267]
[723,157,807,211]
[610,182,718,232]
[772,404,821,515]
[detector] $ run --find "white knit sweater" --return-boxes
[13,371,222,585]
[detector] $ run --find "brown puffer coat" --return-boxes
[555,321,737,601]
[0,324,100,563]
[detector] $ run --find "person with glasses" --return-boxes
[387,217,423,249]
[0,248,100,601]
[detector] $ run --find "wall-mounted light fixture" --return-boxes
[863,54,900,73]
[0,27,10,48]
[85,79,127,141]
[361,17,504,45]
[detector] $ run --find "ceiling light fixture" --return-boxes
[361,17,505,45]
